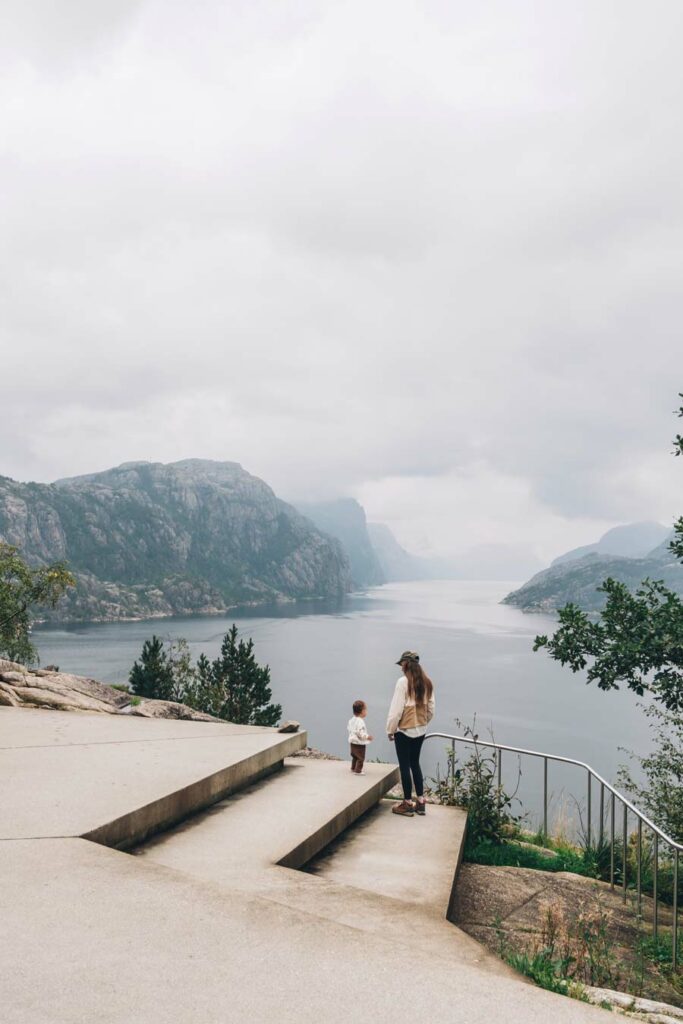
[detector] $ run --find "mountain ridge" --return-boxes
[550,521,671,567]
[0,460,352,623]
[504,525,682,614]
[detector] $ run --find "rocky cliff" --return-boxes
[0,460,351,622]
[503,544,682,614]
[295,499,385,588]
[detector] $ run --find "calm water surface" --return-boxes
[34,580,650,829]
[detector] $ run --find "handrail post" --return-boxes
[497,748,502,793]
[623,802,628,900]
[587,771,592,848]
[652,834,658,941]
[610,792,615,890]
[599,783,605,847]
[673,849,679,971]
[637,818,642,916]
[543,756,548,838]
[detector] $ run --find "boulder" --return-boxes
[126,700,218,722]
[0,664,127,712]
[584,986,683,1021]
[0,662,219,721]
[278,720,300,733]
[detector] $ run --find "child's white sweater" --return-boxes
[347,715,370,745]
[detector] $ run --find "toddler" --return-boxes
[347,699,373,774]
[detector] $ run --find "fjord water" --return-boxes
[34,580,649,829]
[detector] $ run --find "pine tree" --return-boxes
[198,625,281,726]
[129,626,281,725]
[129,635,175,699]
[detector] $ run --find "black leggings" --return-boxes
[394,732,425,801]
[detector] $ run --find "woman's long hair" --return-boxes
[403,660,433,706]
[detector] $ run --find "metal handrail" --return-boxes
[425,730,681,971]
[425,731,683,852]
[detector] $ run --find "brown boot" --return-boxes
[414,798,426,816]
[391,800,415,816]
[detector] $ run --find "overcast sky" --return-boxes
[1,0,682,566]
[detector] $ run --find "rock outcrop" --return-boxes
[0,659,219,721]
[503,549,683,614]
[0,459,352,623]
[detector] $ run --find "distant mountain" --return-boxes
[551,521,671,567]
[367,523,427,581]
[504,535,682,614]
[0,460,351,623]
[295,499,385,588]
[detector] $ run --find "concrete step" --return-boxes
[0,706,306,847]
[133,767,516,980]
[306,798,467,917]
[233,839,513,977]
[133,757,399,881]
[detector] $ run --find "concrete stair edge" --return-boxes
[446,808,469,924]
[84,728,307,850]
[277,764,399,869]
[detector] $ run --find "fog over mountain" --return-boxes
[1,2,682,563]
[295,499,385,588]
[550,522,672,567]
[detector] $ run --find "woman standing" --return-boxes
[386,651,435,817]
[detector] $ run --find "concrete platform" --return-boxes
[1,708,613,1022]
[0,707,306,846]
[1,837,613,1024]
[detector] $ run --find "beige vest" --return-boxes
[397,699,430,732]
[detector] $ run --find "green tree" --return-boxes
[0,544,75,665]
[129,635,175,699]
[618,704,683,842]
[186,625,281,726]
[534,395,683,713]
[129,626,281,726]
[166,638,198,702]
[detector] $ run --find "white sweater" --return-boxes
[386,675,435,738]
[347,715,370,745]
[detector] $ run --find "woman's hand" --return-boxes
[388,733,394,742]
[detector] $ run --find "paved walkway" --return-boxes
[0,706,304,844]
[1,708,613,1023]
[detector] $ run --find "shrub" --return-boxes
[431,723,518,846]
[502,897,620,995]
[129,625,281,726]
[129,636,175,700]
[466,838,587,874]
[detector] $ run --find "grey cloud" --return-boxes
[0,0,144,66]
[1,0,682,558]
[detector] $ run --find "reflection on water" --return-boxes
[34,580,650,830]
